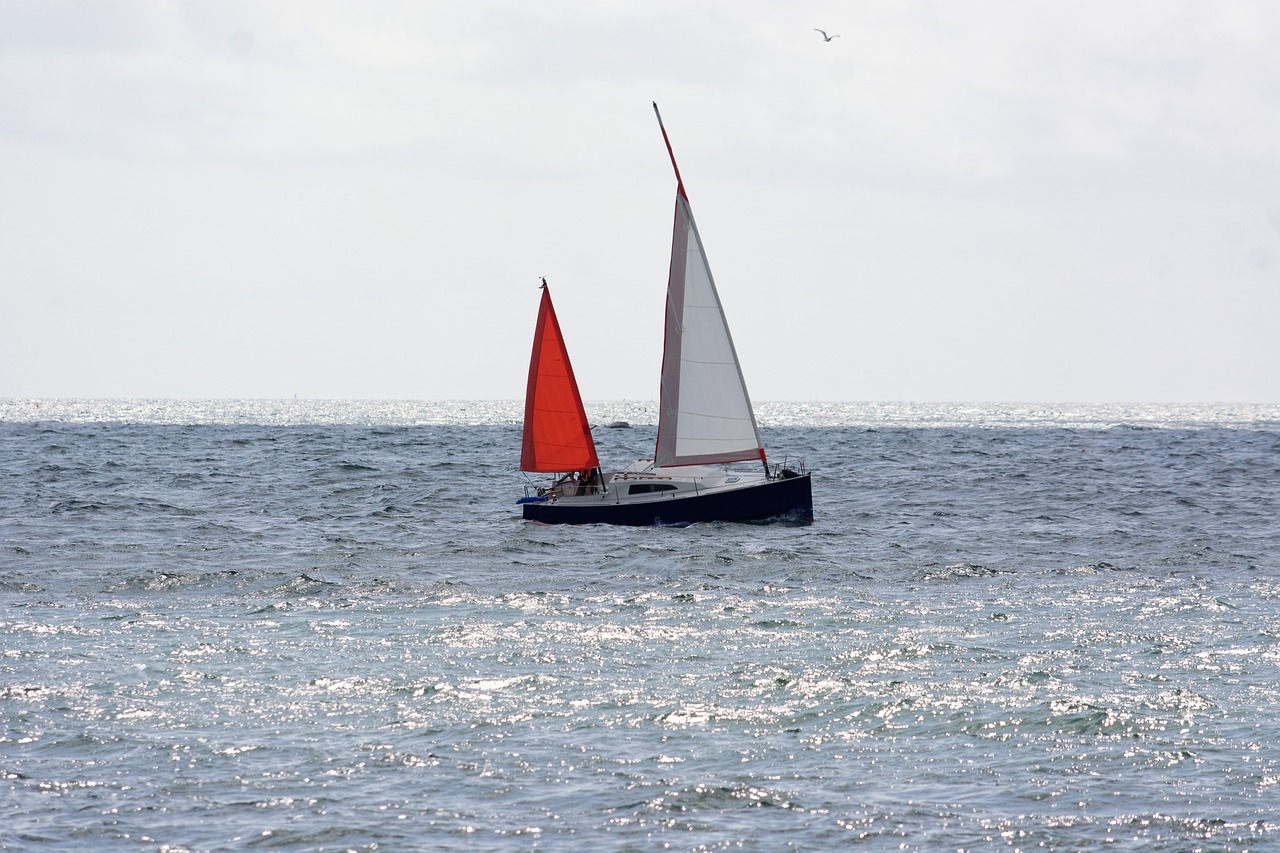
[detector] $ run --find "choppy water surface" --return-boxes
[3,401,1280,851]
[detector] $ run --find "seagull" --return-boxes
[814,28,840,42]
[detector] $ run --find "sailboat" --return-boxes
[517,104,813,526]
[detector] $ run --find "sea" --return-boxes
[3,399,1280,852]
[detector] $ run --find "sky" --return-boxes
[2,1,1278,403]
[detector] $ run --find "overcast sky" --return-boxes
[3,1,1278,402]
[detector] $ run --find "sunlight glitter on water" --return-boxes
[5,403,1280,850]
[5,398,1280,429]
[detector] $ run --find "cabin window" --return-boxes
[628,483,677,495]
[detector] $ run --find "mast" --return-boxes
[652,102,687,200]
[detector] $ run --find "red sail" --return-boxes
[520,286,599,473]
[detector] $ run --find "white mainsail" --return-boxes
[654,188,765,469]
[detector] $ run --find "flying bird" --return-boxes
[814,28,840,42]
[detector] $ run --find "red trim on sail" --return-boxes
[521,286,599,473]
[653,195,687,468]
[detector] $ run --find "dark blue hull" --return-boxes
[521,473,813,526]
